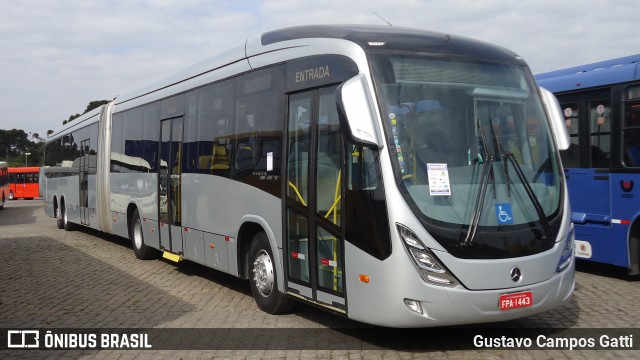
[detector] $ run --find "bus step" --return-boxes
[162,251,182,263]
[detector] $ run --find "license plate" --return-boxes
[499,291,533,311]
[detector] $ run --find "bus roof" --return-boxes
[115,25,525,111]
[50,25,529,139]
[8,166,40,173]
[260,25,524,63]
[535,54,640,93]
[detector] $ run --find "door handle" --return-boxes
[571,212,610,225]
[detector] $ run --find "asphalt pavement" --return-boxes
[1,199,639,359]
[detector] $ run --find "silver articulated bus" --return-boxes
[43,25,574,327]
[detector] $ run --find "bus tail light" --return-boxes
[397,224,460,287]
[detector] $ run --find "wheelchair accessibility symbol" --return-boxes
[495,203,514,225]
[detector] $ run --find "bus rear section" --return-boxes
[8,167,40,200]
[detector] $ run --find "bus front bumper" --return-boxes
[347,262,575,328]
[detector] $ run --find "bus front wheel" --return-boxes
[248,232,294,314]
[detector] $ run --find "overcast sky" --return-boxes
[0,0,637,139]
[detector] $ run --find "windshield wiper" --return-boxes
[489,119,511,198]
[489,119,553,241]
[459,120,494,248]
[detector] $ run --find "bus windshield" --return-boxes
[370,54,563,258]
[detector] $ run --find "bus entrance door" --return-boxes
[79,139,90,225]
[285,88,346,313]
[159,117,184,255]
[563,96,613,263]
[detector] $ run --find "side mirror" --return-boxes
[336,74,384,148]
[539,87,570,151]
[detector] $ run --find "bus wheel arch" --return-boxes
[237,219,283,282]
[237,221,266,279]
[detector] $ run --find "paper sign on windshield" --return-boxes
[427,163,451,196]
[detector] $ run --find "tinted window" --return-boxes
[45,123,96,177]
[623,86,640,168]
[180,65,286,197]
[344,144,391,260]
[559,102,580,168]
[192,80,235,176]
[111,113,124,172]
[233,67,285,180]
[589,100,611,168]
[143,103,160,172]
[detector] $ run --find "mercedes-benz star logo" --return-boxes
[510,267,522,282]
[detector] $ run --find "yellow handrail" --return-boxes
[332,170,342,290]
[287,181,307,206]
[323,170,342,225]
[324,195,342,221]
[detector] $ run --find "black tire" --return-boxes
[130,209,159,260]
[629,233,640,276]
[248,232,295,314]
[56,201,64,229]
[60,200,74,231]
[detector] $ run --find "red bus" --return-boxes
[8,166,40,200]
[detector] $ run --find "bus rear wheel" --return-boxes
[59,200,74,231]
[56,202,64,229]
[629,233,640,276]
[130,209,159,260]
[248,232,294,314]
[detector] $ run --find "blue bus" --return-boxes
[536,55,640,274]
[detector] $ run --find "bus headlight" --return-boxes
[397,224,460,287]
[556,225,574,273]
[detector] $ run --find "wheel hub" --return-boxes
[253,250,274,297]
[133,219,143,249]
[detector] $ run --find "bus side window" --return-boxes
[235,102,257,173]
[348,145,378,191]
[625,138,640,167]
[344,144,391,260]
[559,102,580,168]
[589,100,611,168]
[623,98,640,168]
[560,143,580,168]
